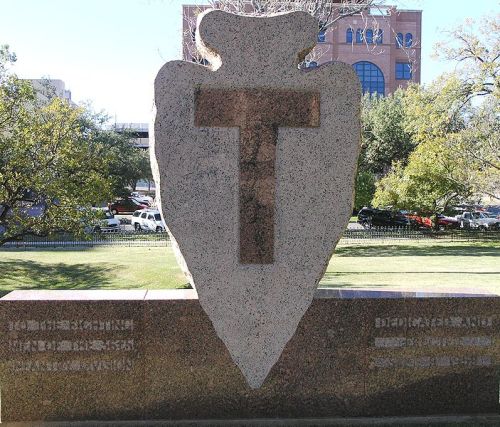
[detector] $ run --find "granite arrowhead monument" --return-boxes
[152,9,361,388]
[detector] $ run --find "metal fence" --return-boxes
[2,227,499,248]
[341,227,500,243]
[3,231,171,248]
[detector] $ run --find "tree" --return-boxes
[366,14,500,212]
[95,127,153,197]
[445,98,500,201]
[373,137,475,220]
[430,13,500,202]
[402,76,469,144]
[360,89,415,175]
[0,47,150,245]
[373,82,499,214]
[354,169,376,211]
[434,13,499,100]
[370,161,405,208]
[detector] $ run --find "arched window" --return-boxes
[396,33,403,48]
[365,29,373,44]
[356,29,363,43]
[375,29,383,44]
[405,33,413,47]
[353,61,385,96]
[346,28,353,43]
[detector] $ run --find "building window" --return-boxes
[405,33,413,47]
[375,29,383,44]
[396,33,403,48]
[353,61,385,96]
[356,29,363,43]
[346,28,353,43]
[365,29,373,44]
[395,62,412,79]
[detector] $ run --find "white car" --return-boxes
[472,212,500,229]
[131,209,165,232]
[457,211,500,229]
[89,208,120,232]
[130,192,154,206]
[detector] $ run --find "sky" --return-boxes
[1,0,498,123]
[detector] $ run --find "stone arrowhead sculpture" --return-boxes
[151,9,361,388]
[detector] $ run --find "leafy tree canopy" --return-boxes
[360,89,415,174]
[373,74,499,213]
[365,12,500,211]
[433,14,499,100]
[0,45,151,245]
[373,137,474,215]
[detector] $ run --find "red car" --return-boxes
[108,198,148,215]
[406,214,432,228]
[405,213,458,229]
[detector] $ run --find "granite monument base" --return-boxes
[0,289,498,422]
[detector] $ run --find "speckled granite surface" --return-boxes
[151,9,361,388]
[0,290,498,422]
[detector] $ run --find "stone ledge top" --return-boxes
[0,289,149,301]
[1,288,498,301]
[315,288,500,299]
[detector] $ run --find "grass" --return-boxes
[325,241,500,293]
[0,247,188,292]
[0,241,499,295]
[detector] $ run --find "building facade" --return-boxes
[114,123,150,150]
[30,79,73,104]
[182,4,422,96]
[114,123,154,192]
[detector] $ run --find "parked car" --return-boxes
[131,210,143,230]
[108,198,148,215]
[485,205,500,218]
[405,213,432,229]
[130,192,154,206]
[456,211,500,229]
[87,208,120,233]
[436,214,459,229]
[131,209,166,232]
[357,207,411,228]
[402,212,460,230]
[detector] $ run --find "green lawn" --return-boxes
[326,241,500,294]
[0,246,188,294]
[0,241,499,296]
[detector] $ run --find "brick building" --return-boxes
[182,4,422,96]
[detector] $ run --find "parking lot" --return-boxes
[114,213,364,232]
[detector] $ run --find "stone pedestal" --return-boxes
[1,289,498,422]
